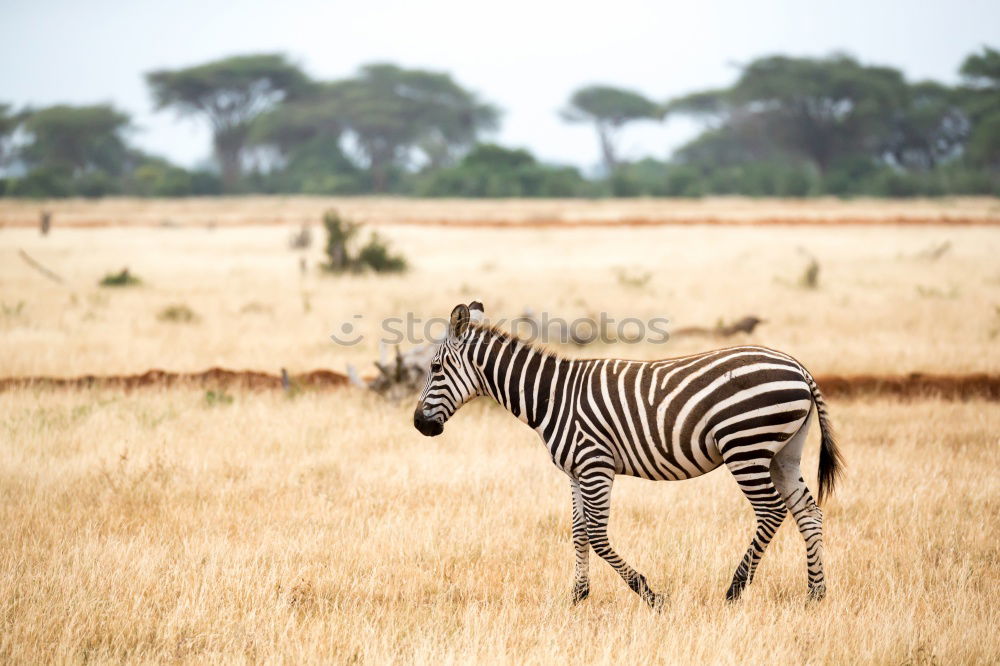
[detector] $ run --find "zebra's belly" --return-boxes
[609,433,725,481]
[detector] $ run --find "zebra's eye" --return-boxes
[430,362,442,374]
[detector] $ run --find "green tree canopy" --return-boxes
[961,46,1000,89]
[460,143,537,170]
[883,81,969,170]
[960,46,1000,168]
[327,64,498,191]
[247,84,359,193]
[250,91,343,157]
[662,89,730,128]
[562,85,660,173]
[668,55,909,173]
[0,104,23,168]
[416,143,586,197]
[146,53,311,190]
[4,47,999,199]
[20,104,132,175]
[246,95,353,192]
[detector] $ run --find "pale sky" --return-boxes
[2,0,997,172]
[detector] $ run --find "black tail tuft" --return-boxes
[807,374,844,504]
[817,423,844,504]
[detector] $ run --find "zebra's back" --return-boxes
[568,346,814,480]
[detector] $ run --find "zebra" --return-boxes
[413,302,844,608]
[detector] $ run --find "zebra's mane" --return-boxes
[468,322,562,361]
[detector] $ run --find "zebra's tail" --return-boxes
[805,371,844,504]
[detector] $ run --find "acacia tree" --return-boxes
[328,64,498,191]
[562,85,660,173]
[20,104,132,175]
[251,91,343,157]
[960,46,1000,169]
[249,88,358,192]
[883,82,969,170]
[0,104,22,169]
[667,55,908,173]
[146,54,311,190]
[736,55,906,172]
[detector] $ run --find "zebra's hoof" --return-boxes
[572,584,590,605]
[807,585,827,602]
[647,593,666,612]
[725,580,746,603]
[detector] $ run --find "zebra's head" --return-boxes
[413,301,486,437]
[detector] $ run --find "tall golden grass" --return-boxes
[2,198,999,663]
[0,389,997,663]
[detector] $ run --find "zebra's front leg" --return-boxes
[569,478,591,604]
[579,467,664,610]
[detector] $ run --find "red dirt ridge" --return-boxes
[1,368,998,400]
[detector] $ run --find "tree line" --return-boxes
[1,48,997,198]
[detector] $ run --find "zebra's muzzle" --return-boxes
[413,409,444,437]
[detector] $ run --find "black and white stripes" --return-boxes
[414,302,843,607]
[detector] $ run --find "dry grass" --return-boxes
[2,197,999,663]
[0,389,997,663]
[2,222,1000,377]
[2,196,1000,228]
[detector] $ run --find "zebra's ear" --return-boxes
[449,304,471,339]
[468,301,485,324]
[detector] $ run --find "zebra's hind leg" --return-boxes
[771,415,828,601]
[723,452,788,602]
[569,478,591,604]
[578,466,664,610]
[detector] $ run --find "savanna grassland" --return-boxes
[1,391,998,663]
[1,198,999,664]
[3,198,1000,377]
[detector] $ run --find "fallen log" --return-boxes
[672,315,765,338]
[347,342,435,402]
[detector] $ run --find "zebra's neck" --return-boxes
[466,326,571,429]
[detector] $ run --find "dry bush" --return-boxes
[321,210,407,274]
[157,303,198,323]
[99,267,141,287]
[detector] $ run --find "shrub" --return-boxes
[614,268,652,289]
[822,158,881,196]
[288,224,312,250]
[797,251,820,289]
[204,390,233,406]
[415,144,588,197]
[799,259,820,289]
[778,167,818,196]
[8,167,74,198]
[74,171,121,198]
[99,268,141,287]
[132,163,196,197]
[321,210,408,274]
[663,165,705,197]
[356,233,408,273]
[1,301,25,317]
[321,210,361,272]
[157,304,198,323]
[618,164,659,195]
